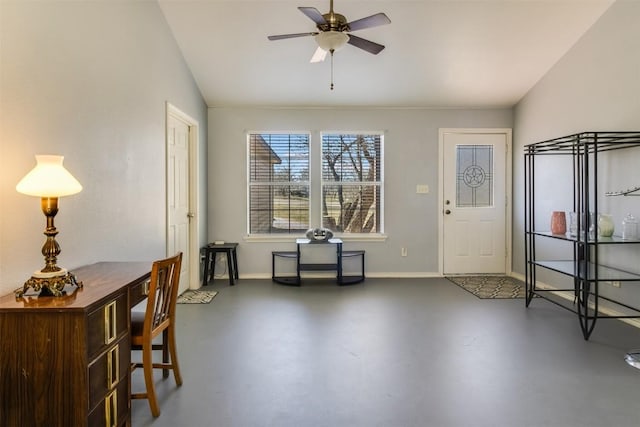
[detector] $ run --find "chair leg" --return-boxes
[142,340,161,417]
[162,329,169,379]
[168,325,183,386]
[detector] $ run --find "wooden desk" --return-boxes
[0,262,150,427]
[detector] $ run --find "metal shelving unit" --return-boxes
[272,239,365,286]
[524,131,640,340]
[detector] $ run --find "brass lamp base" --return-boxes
[14,268,83,298]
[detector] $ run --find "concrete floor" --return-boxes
[131,278,640,427]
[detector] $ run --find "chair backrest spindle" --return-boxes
[144,253,182,338]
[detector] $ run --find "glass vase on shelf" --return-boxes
[622,214,638,240]
[550,211,566,235]
[569,212,578,237]
[588,212,596,240]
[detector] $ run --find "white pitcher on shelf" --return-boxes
[598,213,614,237]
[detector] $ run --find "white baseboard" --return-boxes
[366,272,443,278]
[237,272,444,280]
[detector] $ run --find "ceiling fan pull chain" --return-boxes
[330,49,335,90]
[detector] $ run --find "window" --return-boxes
[456,144,493,208]
[248,133,310,234]
[247,131,384,236]
[322,133,383,234]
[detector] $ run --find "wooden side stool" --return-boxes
[202,242,239,286]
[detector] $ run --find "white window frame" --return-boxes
[246,131,311,236]
[320,131,385,236]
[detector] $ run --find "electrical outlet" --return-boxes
[401,247,408,257]
[416,184,429,194]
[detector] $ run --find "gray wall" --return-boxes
[0,1,208,295]
[513,1,640,302]
[208,107,512,277]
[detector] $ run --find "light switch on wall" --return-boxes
[416,184,429,194]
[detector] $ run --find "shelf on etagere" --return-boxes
[531,231,640,244]
[531,260,640,282]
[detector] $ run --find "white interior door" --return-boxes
[167,112,191,293]
[441,130,510,275]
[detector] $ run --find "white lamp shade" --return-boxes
[315,31,349,52]
[16,155,82,197]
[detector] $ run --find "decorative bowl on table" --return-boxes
[305,228,333,243]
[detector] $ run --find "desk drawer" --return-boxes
[128,276,150,308]
[88,378,129,427]
[87,291,128,359]
[89,335,131,410]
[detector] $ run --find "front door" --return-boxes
[441,129,511,275]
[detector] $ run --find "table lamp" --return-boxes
[15,155,83,297]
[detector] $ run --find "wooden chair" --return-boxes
[131,252,183,417]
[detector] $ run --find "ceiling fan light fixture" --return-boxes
[315,31,349,52]
[310,46,328,63]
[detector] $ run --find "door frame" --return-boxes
[438,128,513,276]
[166,102,200,290]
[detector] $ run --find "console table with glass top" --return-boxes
[272,238,365,286]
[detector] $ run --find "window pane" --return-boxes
[249,134,309,182]
[456,144,493,207]
[322,134,381,182]
[322,184,380,233]
[248,133,309,234]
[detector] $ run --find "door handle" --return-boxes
[187,212,195,218]
[445,209,451,215]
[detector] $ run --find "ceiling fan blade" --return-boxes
[347,34,385,55]
[298,7,327,26]
[268,32,318,41]
[347,13,391,32]
[310,46,328,63]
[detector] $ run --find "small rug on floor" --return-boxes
[446,275,525,299]
[177,289,218,304]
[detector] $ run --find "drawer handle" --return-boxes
[107,344,119,389]
[104,301,117,345]
[142,279,151,296]
[105,389,117,427]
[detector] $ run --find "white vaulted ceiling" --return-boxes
[158,0,614,108]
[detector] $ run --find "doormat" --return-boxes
[446,275,525,299]
[177,289,218,304]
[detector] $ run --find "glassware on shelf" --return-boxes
[569,212,578,237]
[622,213,638,240]
[588,212,596,240]
[598,213,614,237]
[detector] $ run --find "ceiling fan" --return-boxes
[267,0,391,89]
